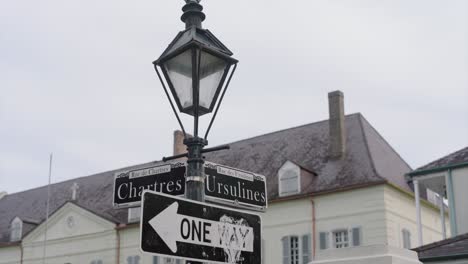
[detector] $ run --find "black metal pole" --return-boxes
[181,3,206,264]
[184,137,207,201]
[184,137,207,264]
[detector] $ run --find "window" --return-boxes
[128,207,141,223]
[127,256,140,264]
[351,227,362,247]
[402,229,411,249]
[91,260,102,264]
[320,228,361,250]
[319,232,329,250]
[302,234,311,264]
[282,234,311,264]
[290,236,299,264]
[10,217,22,242]
[333,230,349,248]
[278,161,301,197]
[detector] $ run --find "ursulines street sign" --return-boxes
[205,162,268,211]
[113,162,185,208]
[140,190,262,264]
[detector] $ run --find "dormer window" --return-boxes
[278,161,301,197]
[128,207,141,223]
[10,217,22,242]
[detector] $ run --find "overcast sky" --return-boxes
[1,0,467,194]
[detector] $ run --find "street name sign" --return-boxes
[205,162,268,211]
[140,190,262,264]
[113,162,186,208]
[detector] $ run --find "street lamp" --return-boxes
[154,0,238,203]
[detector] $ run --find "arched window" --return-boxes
[282,234,311,264]
[278,161,301,197]
[402,229,411,249]
[10,217,22,242]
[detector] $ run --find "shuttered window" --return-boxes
[319,232,329,250]
[402,229,411,249]
[333,230,349,248]
[127,256,140,264]
[282,234,312,264]
[302,234,311,264]
[352,227,362,246]
[153,256,158,264]
[282,236,290,264]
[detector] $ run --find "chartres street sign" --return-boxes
[140,190,262,264]
[205,162,268,211]
[113,162,185,208]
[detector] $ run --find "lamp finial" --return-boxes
[181,0,205,29]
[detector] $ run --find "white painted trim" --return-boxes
[413,179,423,247]
[23,202,115,243]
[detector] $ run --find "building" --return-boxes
[0,91,447,264]
[413,233,468,264]
[407,146,468,245]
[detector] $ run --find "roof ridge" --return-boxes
[215,113,362,147]
[359,114,413,170]
[358,113,384,181]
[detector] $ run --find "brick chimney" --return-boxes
[173,130,187,155]
[328,91,346,159]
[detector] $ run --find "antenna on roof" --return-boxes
[41,153,53,264]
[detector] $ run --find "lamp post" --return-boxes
[154,0,238,244]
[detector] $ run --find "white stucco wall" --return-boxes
[384,185,449,248]
[313,244,422,264]
[314,185,388,248]
[265,184,447,263]
[263,198,313,264]
[0,246,20,264]
[452,167,468,235]
[119,225,154,264]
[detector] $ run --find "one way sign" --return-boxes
[140,190,262,264]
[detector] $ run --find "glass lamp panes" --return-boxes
[199,51,228,110]
[163,50,193,110]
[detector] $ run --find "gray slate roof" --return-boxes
[416,146,468,171]
[413,233,468,261]
[0,113,412,242]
